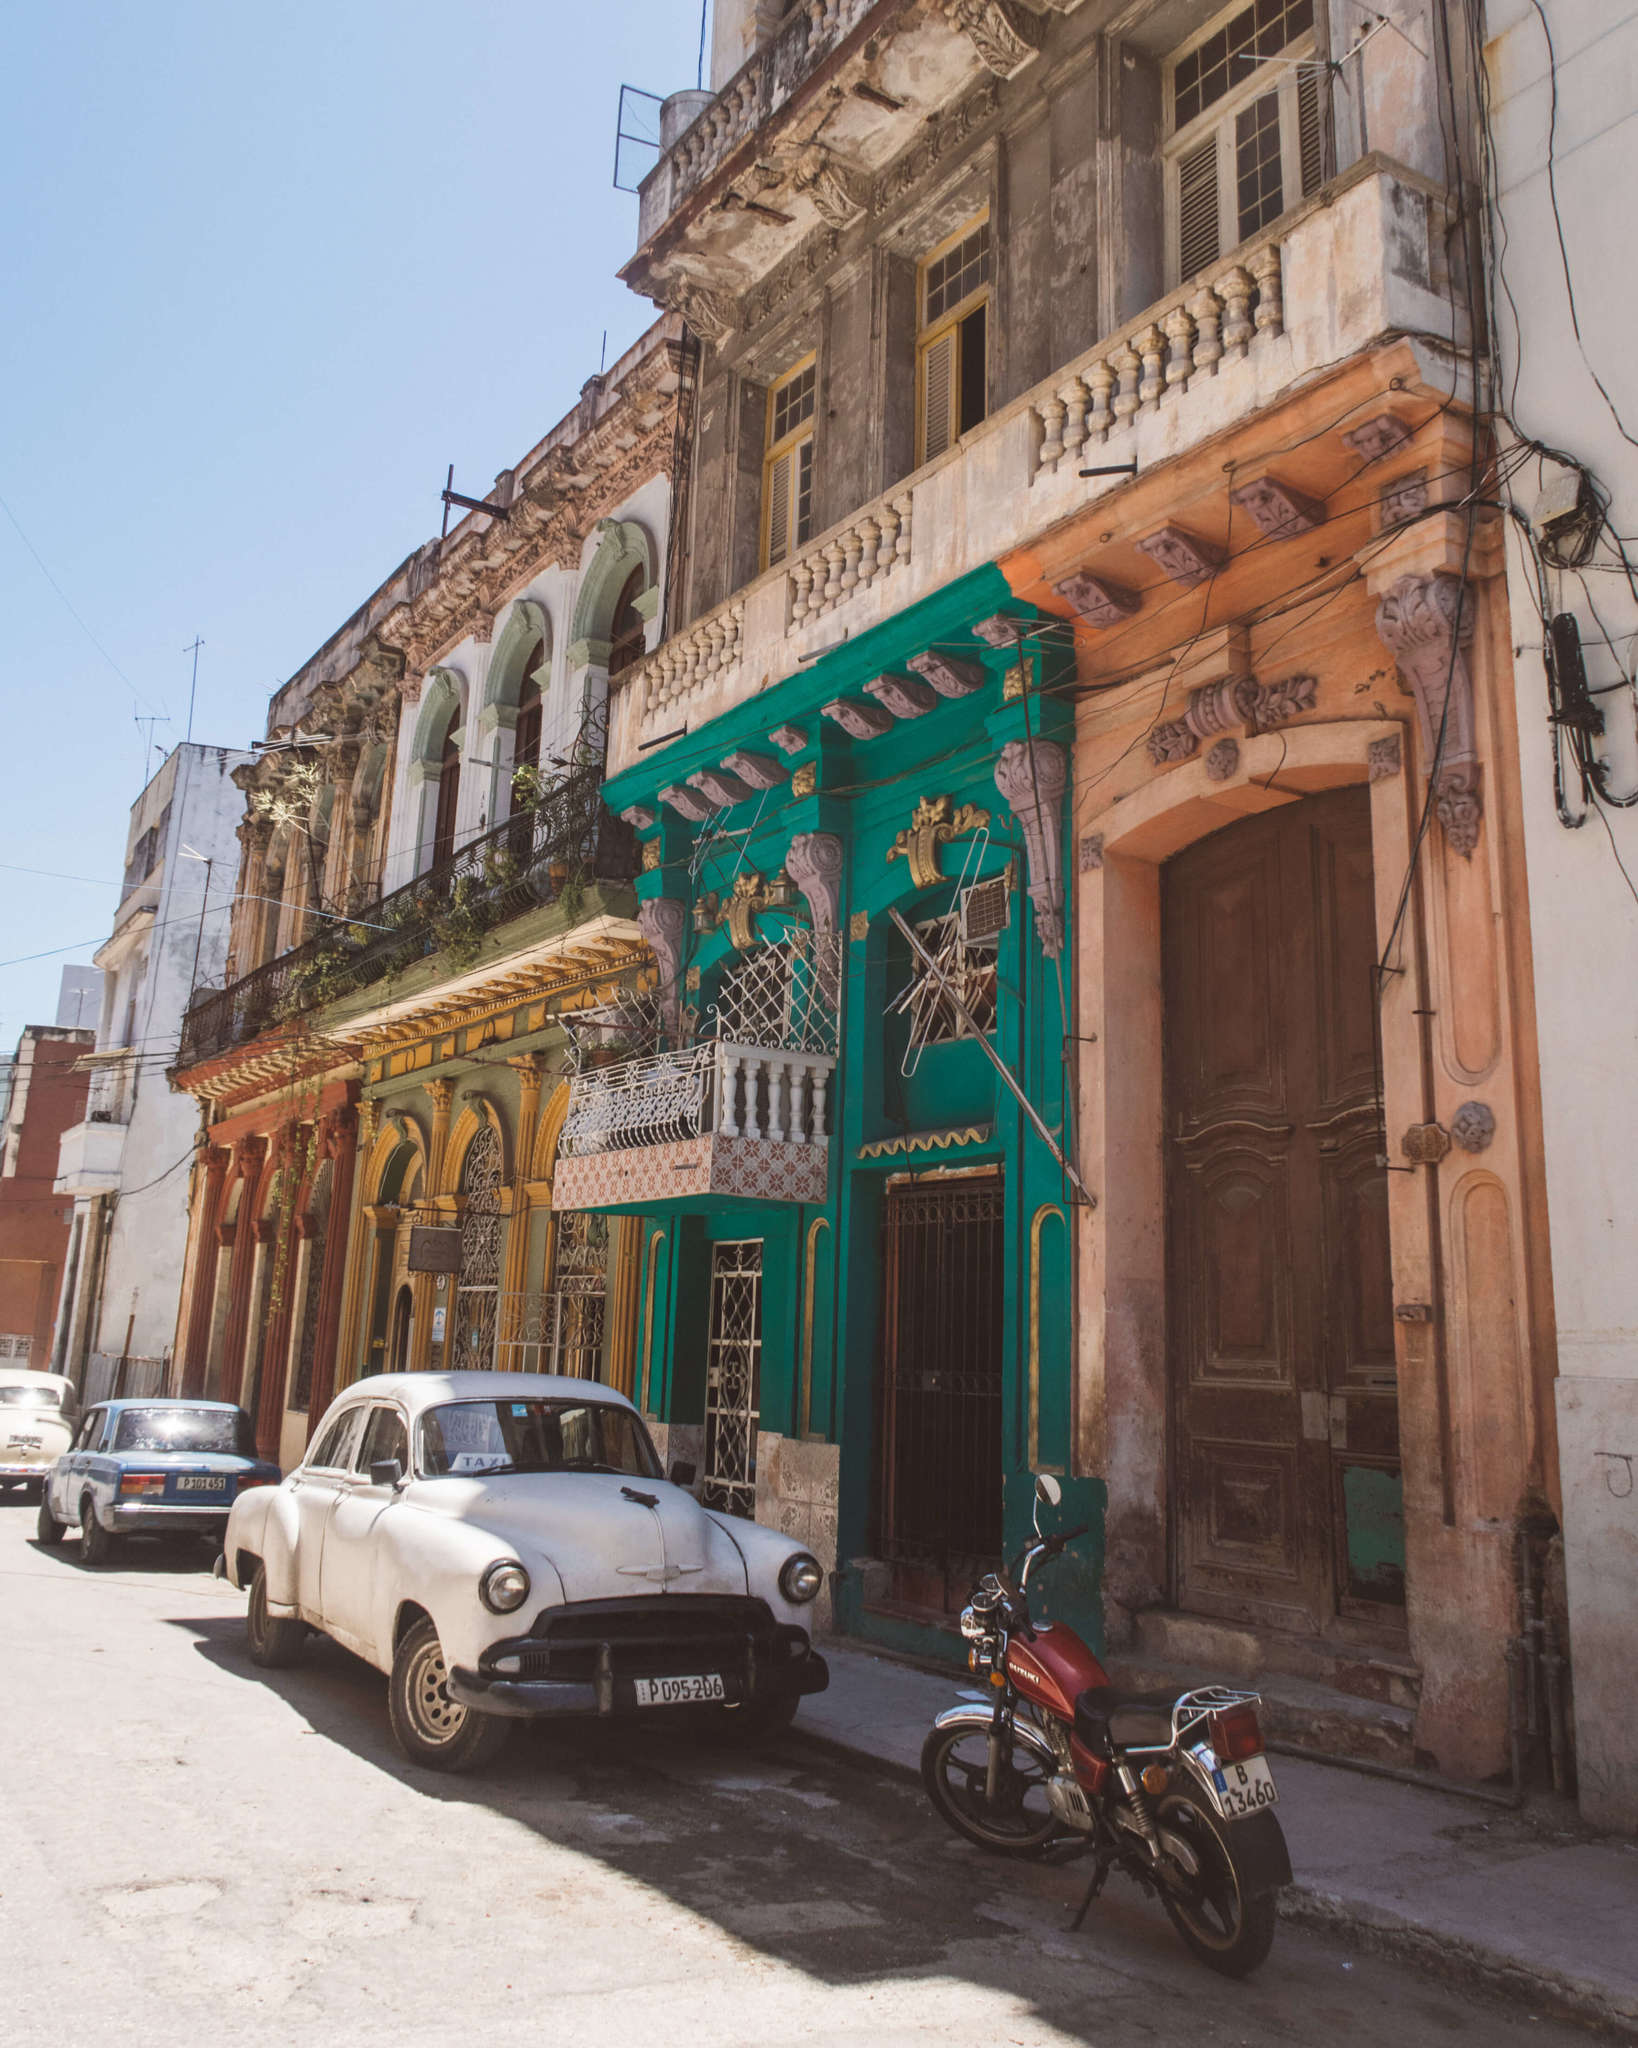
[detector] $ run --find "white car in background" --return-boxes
[220,1371,829,1771]
[0,1369,76,1502]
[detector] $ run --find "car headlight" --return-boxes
[779,1552,823,1604]
[480,1559,531,1614]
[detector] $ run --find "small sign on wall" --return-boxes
[408,1226,462,1274]
[431,1305,446,1344]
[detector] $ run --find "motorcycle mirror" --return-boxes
[1035,1474,1062,1509]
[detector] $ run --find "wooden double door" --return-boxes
[1163,787,1402,1637]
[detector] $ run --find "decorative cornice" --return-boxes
[859,1122,993,1159]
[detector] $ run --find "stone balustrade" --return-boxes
[609,161,1462,778]
[716,1042,835,1144]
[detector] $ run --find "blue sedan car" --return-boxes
[36,1398,279,1566]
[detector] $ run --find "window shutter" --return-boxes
[1177,134,1221,279]
[1298,68,1324,196]
[922,328,956,462]
[766,448,793,566]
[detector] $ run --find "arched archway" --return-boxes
[569,520,657,675]
[409,669,465,875]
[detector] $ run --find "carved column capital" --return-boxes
[1374,573,1481,856]
[994,738,1068,958]
[637,896,688,1038]
[786,833,844,932]
[943,0,1047,76]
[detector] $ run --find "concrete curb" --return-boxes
[787,1723,1637,2038]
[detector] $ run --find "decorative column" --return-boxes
[230,817,272,982]
[1374,573,1482,855]
[605,1216,643,1400]
[411,1079,456,1372]
[179,1143,231,1395]
[305,1100,360,1430]
[330,1096,380,1392]
[498,1056,548,1362]
[994,738,1069,957]
[219,1136,268,1405]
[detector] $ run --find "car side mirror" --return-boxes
[669,1459,696,1489]
[370,1458,404,1488]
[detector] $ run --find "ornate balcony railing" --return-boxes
[560,1041,837,1158]
[177,766,636,1070]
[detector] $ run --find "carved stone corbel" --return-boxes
[666,276,736,346]
[994,739,1067,958]
[792,146,870,229]
[787,832,844,932]
[637,897,687,1037]
[1374,573,1481,857]
[943,0,1047,76]
[907,650,987,698]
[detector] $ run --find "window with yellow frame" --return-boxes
[917,214,991,465]
[762,354,817,570]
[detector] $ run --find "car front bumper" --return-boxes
[448,1593,830,1722]
[0,1461,50,1478]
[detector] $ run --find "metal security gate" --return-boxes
[452,1123,502,1368]
[702,1239,763,1518]
[876,1175,1005,1613]
[494,1213,610,1379]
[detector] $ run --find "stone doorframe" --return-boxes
[1078,716,1410,1616]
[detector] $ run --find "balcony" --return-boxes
[552,931,841,1210]
[55,1115,127,1196]
[610,159,1461,777]
[177,765,636,1070]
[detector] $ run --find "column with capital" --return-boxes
[410,1079,456,1372]
[219,1136,269,1405]
[305,1099,361,1428]
[498,1058,548,1361]
[330,1096,381,1393]
[179,1144,232,1395]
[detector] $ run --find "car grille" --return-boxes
[484,1595,808,1685]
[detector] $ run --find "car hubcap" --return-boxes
[408,1640,464,1743]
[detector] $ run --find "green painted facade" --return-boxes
[603,565,1104,1658]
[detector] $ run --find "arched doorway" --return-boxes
[452,1122,502,1369]
[607,566,648,679]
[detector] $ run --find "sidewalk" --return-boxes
[793,1641,1638,2032]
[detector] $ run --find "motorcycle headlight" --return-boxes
[959,1604,988,1640]
[778,1552,823,1604]
[480,1559,531,1614]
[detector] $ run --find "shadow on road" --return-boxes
[147,1603,1548,2048]
[18,1519,223,1577]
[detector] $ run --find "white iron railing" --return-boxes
[560,1040,837,1157]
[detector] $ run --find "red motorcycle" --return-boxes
[921,1476,1291,1978]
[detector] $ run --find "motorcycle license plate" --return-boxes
[1213,1753,1279,1819]
[632,1673,726,1707]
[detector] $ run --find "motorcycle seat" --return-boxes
[1073,1686,1177,1755]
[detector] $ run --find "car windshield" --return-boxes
[112,1407,249,1456]
[0,1384,66,1411]
[419,1399,660,1480]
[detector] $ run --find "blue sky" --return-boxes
[0,1,702,1041]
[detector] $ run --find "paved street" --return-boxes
[0,1504,1602,2048]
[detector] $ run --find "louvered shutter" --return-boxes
[1298,69,1324,196]
[921,328,956,463]
[766,448,793,567]
[1177,134,1221,279]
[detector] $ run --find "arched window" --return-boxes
[608,567,648,679]
[513,642,544,786]
[431,724,460,868]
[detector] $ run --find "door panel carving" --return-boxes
[1165,787,1401,1635]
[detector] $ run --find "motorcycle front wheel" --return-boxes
[920,1717,1058,1856]
[1153,1788,1278,1978]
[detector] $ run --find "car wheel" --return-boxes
[36,1494,66,1545]
[388,1618,511,1773]
[246,1564,307,1668]
[79,1496,114,1567]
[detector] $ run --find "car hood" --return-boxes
[405,1472,750,1602]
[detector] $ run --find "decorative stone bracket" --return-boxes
[994,739,1067,959]
[943,0,1047,76]
[637,897,687,1037]
[1374,572,1481,857]
[787,832,843,931]
[1147,672,1318,766]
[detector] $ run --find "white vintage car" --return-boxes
[0,1368,76,1501]
[221,1370,829,1771]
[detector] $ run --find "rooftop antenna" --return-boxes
[183,635,204,742]
[134,711,170,778]
[600,328,608,374]
[440,462,511,540]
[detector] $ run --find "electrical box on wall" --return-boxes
[407,1226,462,1274]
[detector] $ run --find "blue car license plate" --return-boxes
[175,1476,227,1493]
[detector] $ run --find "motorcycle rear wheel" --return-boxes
[1153,1788,1278,1978]
[920,1719,1058,1857]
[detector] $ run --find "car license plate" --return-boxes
[632,1673,726,1707]
[176,1476,227,1493]
[1213,1753,1279,1819]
